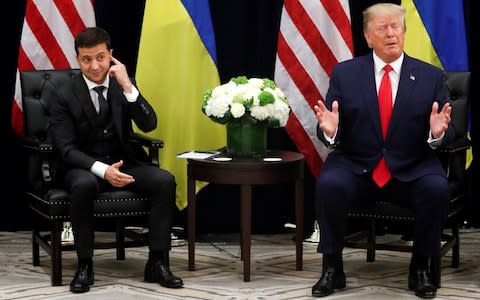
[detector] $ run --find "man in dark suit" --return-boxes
[49,27,183,293]
[311,3,453,299]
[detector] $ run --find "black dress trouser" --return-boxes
[65,165,176,259]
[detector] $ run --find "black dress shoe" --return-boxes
[70,264,94,293]
[408,268,437,298]
[144,260,183,288]
[312,267,346,297]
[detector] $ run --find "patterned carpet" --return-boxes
[1,229,479,299]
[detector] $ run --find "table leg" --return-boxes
[187,177,196,271]
[240,184,252,282]
[295,179,304,271]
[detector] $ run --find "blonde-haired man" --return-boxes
[312,3,452,298]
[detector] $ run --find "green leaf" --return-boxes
[267,117,280,127]
[201,89,213,110]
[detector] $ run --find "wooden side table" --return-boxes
[186,150,304,281]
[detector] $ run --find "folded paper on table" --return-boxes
[176,151,221,159]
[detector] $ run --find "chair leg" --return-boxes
[367,219,376,262]
[51,221,63,286]
[452,224,460,268]
[32,220,40,266]
[116,220,126,260]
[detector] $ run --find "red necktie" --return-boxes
[372,65,393,187]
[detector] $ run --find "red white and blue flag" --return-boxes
[274,0,354,176]
[12,0,96,136]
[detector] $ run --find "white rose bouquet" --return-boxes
[201,76,290,127]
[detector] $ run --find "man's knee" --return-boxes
[69,172,98,195]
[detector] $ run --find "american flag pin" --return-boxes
[410,74,415,80]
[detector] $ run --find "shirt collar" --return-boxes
[372,52,404,75]
[83,74,110,91]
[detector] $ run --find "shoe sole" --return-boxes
[312,281,346,297]
[70,286,90,293]
[144,277,183,289]
[69,279,94,293]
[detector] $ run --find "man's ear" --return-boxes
[364,32,371,48]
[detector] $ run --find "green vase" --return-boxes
[226,121,267,157]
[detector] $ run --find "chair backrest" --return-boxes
[20,69,81,142]
[443,71,471,200]
[20,69,81,192]
[445,71,471,139]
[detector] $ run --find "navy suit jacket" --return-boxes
[49,72,157,171]
[318,53,455,182]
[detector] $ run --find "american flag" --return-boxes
[274,0,354,176]
[11,0,96,136]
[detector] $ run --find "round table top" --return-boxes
[187,150,305,184]
[187,150,304,165]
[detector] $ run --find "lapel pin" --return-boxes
[410,74,415,80]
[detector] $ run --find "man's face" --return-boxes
[76,43,112,84]
[364,14,405,63]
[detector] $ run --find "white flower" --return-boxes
[230,102,246,118]
[201,76,290,127]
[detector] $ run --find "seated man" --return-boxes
[311,3,453,299]
[49,27,183,293]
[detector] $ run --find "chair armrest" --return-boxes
[22,138,55,193]
[437,137,471,153]
[129,132,164,149]
[22,137,54,153]
[129,133,164,166]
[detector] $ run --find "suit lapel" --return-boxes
[360,54,383,141]
[73,75,98,125]
[107,79,125,142]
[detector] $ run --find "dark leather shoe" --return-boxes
[408,268,437,298]
[312,267,346,297]
[70,264,94,293]
[144,260,183,288]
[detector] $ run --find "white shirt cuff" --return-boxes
[90,161,109,179]
[323,128,338,145]
[428,130,445,149]
[123,85,139,102]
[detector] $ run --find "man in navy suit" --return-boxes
[311,3,453,298]
[49,27,183,293]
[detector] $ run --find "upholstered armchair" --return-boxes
[20,69,163,286]
[344,71,471,287]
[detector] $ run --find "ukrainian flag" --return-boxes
[136,0,225,210]
[402,0,470,167]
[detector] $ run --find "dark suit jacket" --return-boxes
[49,72,157,170]
[317,53,455,182]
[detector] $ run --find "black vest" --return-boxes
[89,100,122,164]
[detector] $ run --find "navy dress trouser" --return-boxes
[315,167,449,258]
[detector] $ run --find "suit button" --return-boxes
[362,169,368,173]
[104,129,108,134]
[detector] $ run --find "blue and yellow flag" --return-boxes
[402,0,470,166]
[136,0,225,210]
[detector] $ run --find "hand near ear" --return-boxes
[109,56,133,93]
